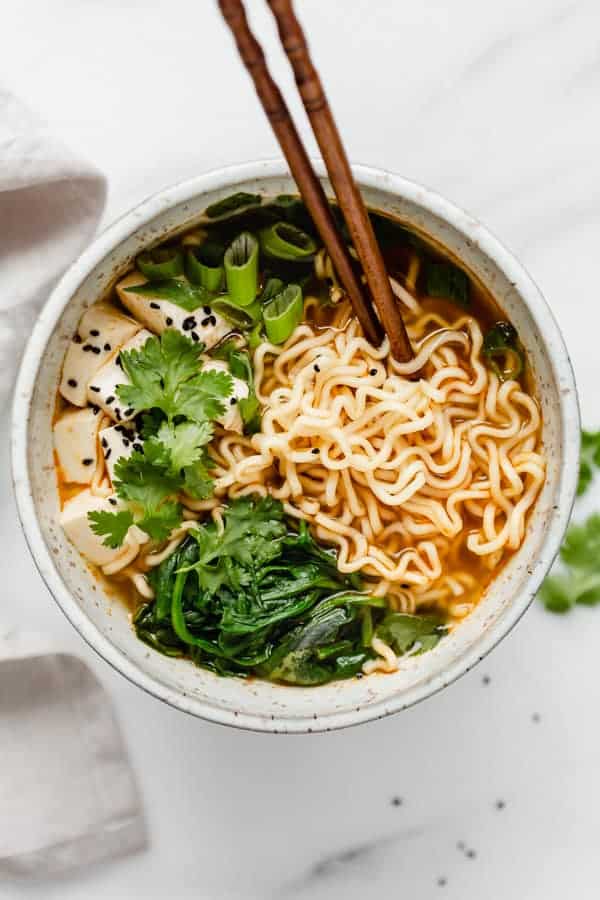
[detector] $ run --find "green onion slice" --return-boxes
[224,232,259,307]
[263,284,303,344]
[212,297,262,329]
[483,321,524,382]
[186,241,225,291]
[259,222,318,261]
[260,277,285,304]
[136,247,184,281]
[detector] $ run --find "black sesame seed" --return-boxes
[201,317,211,327]
[133,442,143,453]
[108,498,117,507]
[67,378,78,388]
[314,364,320,372]
[182,316,197,331]
[191,331,200,342]
[208,316,217,326]
[90,385,100,393]
[369,368,377,376]
[116,409,122,420]
[92,405,100,415]
[124,407,134,417]
[115,425,125,433]
[106,395,115,405]
[105,449,112,460]
[116,356,123,369]
[104,342,111,351]
[92,346,101,355]
[122,439,130,448]
[230,397,237,405]
[203,306,211,315]
[90,329,100,337]
[356,672,363,679]
[166,317,173,326]
[73,334,83,344]
[82,344,93,352]
[101,438,108,448]
[150,302,160,309]
[82,458,93,466]
[311,447,319,455]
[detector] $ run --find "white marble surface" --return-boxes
[1,0,599,897]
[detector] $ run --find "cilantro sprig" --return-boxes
[88,330,232,549]
[540,429,600,613]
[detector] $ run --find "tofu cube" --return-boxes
[60,489,136,567]
[59,303,140,406]
[53,407,102,484]
[87,329,153,423]
[117,271,231,349]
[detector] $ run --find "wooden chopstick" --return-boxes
[266,0,413,362]
[218,0,382,347]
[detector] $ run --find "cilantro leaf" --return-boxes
[113,452,182,509]
[138,501,183,543]
[374,612,444,655]
[146,421,213,474]
[176,369,232,423]
[578,430,600,496]
[117,331,207,419]
[540,513,600,613]
[182,456,215,500]
[88,509,134,549]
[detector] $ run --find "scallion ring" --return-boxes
[186,241,225,291]
[224,232,259,307]
[212,297,262,329]
[263,284,303,344]
[136,247,184,280]
[259,222,318,261]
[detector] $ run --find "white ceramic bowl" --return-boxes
[11,160,580,733]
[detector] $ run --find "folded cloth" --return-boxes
[0,93,147,875]
[0,87,106,410]
[0,631,147,877]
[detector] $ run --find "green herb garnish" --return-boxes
[87,331,232,547]
[204,192,262,219]
[483,321,524,382]
[578,430,600,496]
[426,261,470,307]
[126,278,211,312]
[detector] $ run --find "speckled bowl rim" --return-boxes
[11,160,580,733]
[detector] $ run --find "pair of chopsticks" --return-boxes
[218,0,414,363]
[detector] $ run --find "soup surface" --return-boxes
[53,193,545,684]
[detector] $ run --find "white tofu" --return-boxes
[53,407,102,484]
[202,359,249,433]
[59,303,140,406]
[60,490,136,567]
[99,422,143,485]
[87,329,153,423]
[117,271,231,349]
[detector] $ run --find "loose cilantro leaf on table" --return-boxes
[578,430,600,496]
[540,514,600,612]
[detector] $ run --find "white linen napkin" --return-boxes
[0,87,106,409]
[0,90,147,876]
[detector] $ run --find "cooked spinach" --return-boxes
[134,496,445,684]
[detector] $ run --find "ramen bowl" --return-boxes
[11,160,579,733]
